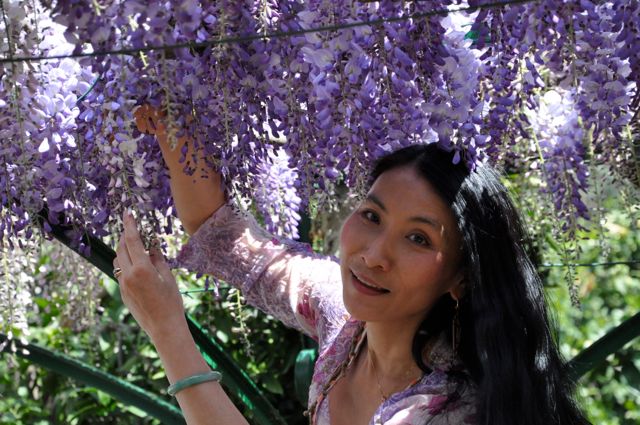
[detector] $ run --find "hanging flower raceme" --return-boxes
[1,5,98,253]
[0,239,32,358]
[529,89,590,237]
[252,146,302,239]
[423,11,487,168]
[572,0,636,151]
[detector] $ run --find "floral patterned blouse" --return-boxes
[176,203,478,425]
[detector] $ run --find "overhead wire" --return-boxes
[0,0,538,64]
[540,260,640,268]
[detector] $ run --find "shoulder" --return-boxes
[379,370,477,425]
[424,372,477,424]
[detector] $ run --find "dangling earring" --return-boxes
[452,298,460,355]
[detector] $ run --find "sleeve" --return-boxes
[174,203,348,347]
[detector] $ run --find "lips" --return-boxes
[351,271,390,294]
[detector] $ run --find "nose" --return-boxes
[361,235,391,271]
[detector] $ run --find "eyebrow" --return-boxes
[366,193,443,230]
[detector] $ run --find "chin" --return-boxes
[342,303,372,322]
[341,284,381,322]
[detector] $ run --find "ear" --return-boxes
[448,270,466,301]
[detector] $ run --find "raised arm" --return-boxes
[123,106,346,424]
[115,211,248,425]
[135,104,347,344]
[134,105,224,235]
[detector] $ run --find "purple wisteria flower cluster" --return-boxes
[0,0,638,256]
[529,89,590,235]
[252,146,302,239]
[1,2,96,254]
[469,0,638,228]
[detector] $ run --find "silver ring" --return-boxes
[113,267,122,278]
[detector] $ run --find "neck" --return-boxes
[364,320,424,384]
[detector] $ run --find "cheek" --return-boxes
[339,213,358,254]
[410,252,457,295]
[401,252,448,290]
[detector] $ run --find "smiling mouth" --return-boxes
[351,272,390,294]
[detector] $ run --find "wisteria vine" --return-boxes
[0,0,638,264]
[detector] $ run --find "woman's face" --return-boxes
[339,166,464,326]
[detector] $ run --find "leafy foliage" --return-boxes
[546,208,640,424]
[0,240,308,424]
[0,253,169,424]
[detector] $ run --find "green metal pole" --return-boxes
[567,311,640,381]
[0,333,185,424]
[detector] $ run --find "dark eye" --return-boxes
[360,210,380,224]
[407,233,430,247]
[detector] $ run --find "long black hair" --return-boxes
[371,143,590,425]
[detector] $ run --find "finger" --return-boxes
[154,121,169,145]
[116,234,132,273]
[123,212,151,266]
[133,105,152,133]
[118,280,129,307]
[111,256,121,281]
[149,108,165,131]
[149,245,173,281]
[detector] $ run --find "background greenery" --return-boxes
[547,208,640,424]
[1,185,638,424]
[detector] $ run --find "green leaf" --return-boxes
[261,374,284,395]
[151,370,166,380]
[621,362,640,390]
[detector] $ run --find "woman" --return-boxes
[113,107,590,424]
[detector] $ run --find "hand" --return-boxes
[113,211,187,343]
[133,104,165,136]
[133,104,190,148]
